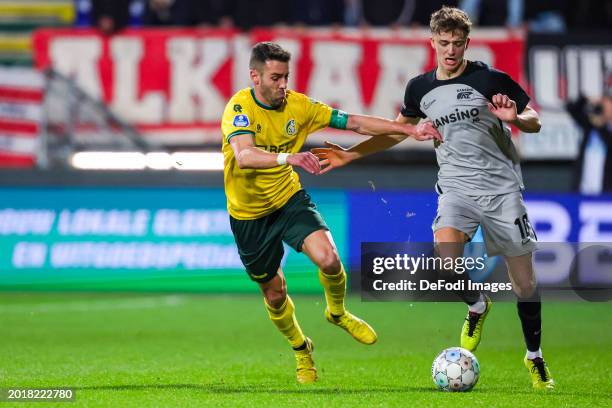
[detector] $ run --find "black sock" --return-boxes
[446,270,481,305]
[432,245,480,305]
[457,273,481,305]
[517,291,542,352]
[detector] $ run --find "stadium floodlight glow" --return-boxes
[71,152,146,170]
[145,152,173,170]
[70,151,225,170]
[172,152,224,170]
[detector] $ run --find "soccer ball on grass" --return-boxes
[432,347,480,391]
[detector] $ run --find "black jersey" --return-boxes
[401,61,531,195]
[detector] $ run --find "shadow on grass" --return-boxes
[74,384,433,394]
[73,384,612,398]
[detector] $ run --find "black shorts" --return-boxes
[230,190,329,283]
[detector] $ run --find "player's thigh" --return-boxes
[504,253,537,298]
[279,190,338,272]
[433,191,480,260]
[480,192,537,258]
[280,190,329,251]
[230,214,285,283]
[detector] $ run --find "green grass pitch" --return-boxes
[0,293,610,407]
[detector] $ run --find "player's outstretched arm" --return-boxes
[345,113,441,141]
[487,93,541,133]
[313,115,435,174]
[230,133,321,174]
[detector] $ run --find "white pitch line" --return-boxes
[0,295,185,314]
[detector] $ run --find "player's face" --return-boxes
[431,31,469,74]
[253,60,289,108]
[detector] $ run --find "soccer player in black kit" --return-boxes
[313,6,555,390]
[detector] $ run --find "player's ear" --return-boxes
[430,37,435,50]
[465,37,470,50]
[249,68,260,86]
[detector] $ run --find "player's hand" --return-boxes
[487,93,518,123]
[311,141,358,175]
[413,120,443,142]
[286,152,321,175]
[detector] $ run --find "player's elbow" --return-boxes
[527,119,541,133]
[235,151,251,169]
[534,119,542,133]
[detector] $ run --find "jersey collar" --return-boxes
[432,60,473,82]
[250,88,277,110]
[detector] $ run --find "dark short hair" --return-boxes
[249,42,291,71]
[430,6,472,37]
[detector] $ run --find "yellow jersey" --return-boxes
[222,88,343,220]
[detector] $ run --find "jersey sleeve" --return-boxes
[400,78,426,118]
[221,96,256,143]
[305,97,334,133]
[492,70,531,114]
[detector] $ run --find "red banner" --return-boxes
[33,28,524,143]
[0,68,43,167]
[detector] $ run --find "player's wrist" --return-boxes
[344,149,363,161]
[509,117,521,127]
[277,153,291,166]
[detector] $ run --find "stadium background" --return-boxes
[0,1,610,406]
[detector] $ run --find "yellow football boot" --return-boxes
[524,356,555,391]
[325,309,377,345]
[460,295,492,351]
[295,337,317,384]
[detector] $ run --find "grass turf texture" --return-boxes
[0,293,610,407]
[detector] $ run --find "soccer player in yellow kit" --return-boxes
[221,42,441,384]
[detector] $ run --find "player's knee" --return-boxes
[316,249,341,275]
[264,287,287,309]
[435,257,459,277]
[262,275,288,309]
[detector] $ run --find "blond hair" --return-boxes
[430,6,472,37]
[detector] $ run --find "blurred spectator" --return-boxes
[288,0,344,26]
[361,0,411,26]
[460,0,523,28]
[129,0,146,26]
[409,1,459,26]
[344,0,360,26]
[566,0,612,30]
[191,0,233,27]
[75,0,93,27]
[143,0,193,26]
[567,75,612,194]
[91,0,130,34]
[229,0,289,30]
[525,0,569,33]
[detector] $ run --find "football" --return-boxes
[432,347,480,391]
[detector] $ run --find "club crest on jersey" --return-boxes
[285,119,297,135]
[233,114,250,127]
[457,88,474,100]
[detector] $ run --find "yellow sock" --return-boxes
[318,265,346,316]
[265,295,306,349]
